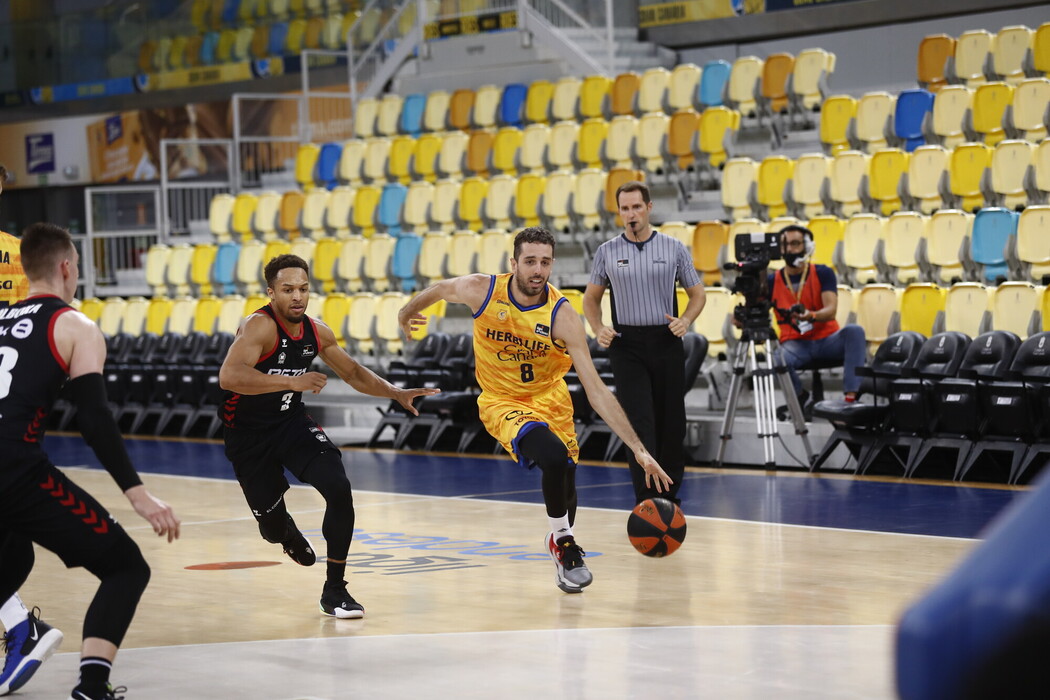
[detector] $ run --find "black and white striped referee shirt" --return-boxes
[588,231,702,327]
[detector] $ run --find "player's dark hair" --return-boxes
[615,180,651,207]
[20,222,74,281]
[513,227,556,260]
[264,254,310,289]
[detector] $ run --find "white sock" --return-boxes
[548,514,573,542]
[0,593,29,631]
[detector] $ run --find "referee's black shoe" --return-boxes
[261,514,316,566]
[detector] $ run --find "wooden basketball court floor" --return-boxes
[13,434,1025,699]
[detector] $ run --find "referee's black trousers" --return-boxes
[608,325,686,504]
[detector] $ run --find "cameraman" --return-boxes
[769,225,866,404]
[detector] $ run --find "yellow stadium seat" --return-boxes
[854,284,901,353]
[551,76,582,122]
[362,234,394,292]
[325,186,355,238]
[828,150,870,217]
[969,81,1014,145]
[880,211,927,285]
[721,157,758,221]
[990,281,1039,337]
[215,294,246,335]
[353,97,379,139]
[947,141,993,213]
[579,74,611,120]
[725,56,763,118]
[842,213,885,286]
[335,236,365,292]
[917,34,954,93]
[788,152,830,219]
[253,191,281,241]
[231,193,258,241]
[899,283,945,336]
[924,209,973,284]
[490,127,523,176]
[412,132,442,182]
[1015,205,1050,284]
[637,67,671,115]
[1005,77,1050,142]
[696,106,740,171]
[435,130,467,179]
[667,63,702,113]
[209,193,235,241]
[944,282,990,337]
[540,170,574,235]
[988,139,1034,211]
[144,244,171,297]
[576,117,609,170]
[518,124,550,174]
[387,135,415,184]
[417,231,450,287]
[513,174,545,228]
[790,48,835,114]
[447,230,480,278]
[691,221,728,285]
[350,185,381,237]
[808,215,845,269]
[850,91,895,153]
[905,145,950,214]
[472,85,501,129]
[376,93,403,137]
[403,181,434,234]
[819,95,856,155]
[482,174,516,230]
[755,155,794,220]
[991,25,1034,85]
[525,79,554,124]
[952,29,993,87]
[867,148,909,216]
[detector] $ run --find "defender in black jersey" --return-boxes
[219,254,437,618]
[0,223,179,700]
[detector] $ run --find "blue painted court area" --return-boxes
[42,434,1023,540]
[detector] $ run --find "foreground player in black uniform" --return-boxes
[0,223,180,700]
[219,254,437,618]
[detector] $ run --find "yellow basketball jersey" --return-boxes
[473,273,573,399]
[0,231,29,306]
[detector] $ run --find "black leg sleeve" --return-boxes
[517,426,574,519]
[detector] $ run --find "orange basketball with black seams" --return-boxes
[627,497,687,557]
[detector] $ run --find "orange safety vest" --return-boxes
[771,264,839,342]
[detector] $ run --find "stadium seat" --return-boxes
[721,157,758,221]
[950,29,993,87]
[788,48,835,124]
[428,179,458,232]
[422,90,450,133]
[376,94,404,137]
[991,25,1034,84]
[904,144,950,214]
[387,135,414,184]
[361,137,391,183]
[499,83,527,128]
[444,230,478,278]
[376,183,408,237]
[842,213,885,286]
[970,207,1019,284]
[855,284,901,353]
[417,231,450,288]
[525,79,554,124]
[602,115,638,170]
[312,236,340,293]
[454,177,486,231]
[353,97,379,139]
[867,148,909,215]
[985,139,1034,211]
[209,193,235,242]
[481,174,515,230]
[633,112,669,174]
[472,85,501,129]
[335,236,365,292]
[808,215,846,271]
[294,143,321,191]
[391,234,423,292]
[947,141,993,212]
[513,173,545,228]
[539,169,574,236]
[944,281,990,338]
[301,189,330,239]
[266,21,289,57]
[337,139,365,187]
[967,81,1013,145]
[1014,205,1050,284]
[400,93,426,136]
[610,72,640,117]
[435,130,467,180]
[166,244,193,297]
[465,129,494,177]
[828,150,870,217]
[691,221,727,285]
[637,67,670,115]
[490,127,523,175]
[350,185,380,237]
[928,84,973,148]
[276,190,303,239]
[578,74,612,120]
[819,95,857,154]
[784,153,829,219]
[570,168,606,237]
[362,234,394,292]
[230,193,258,242]
[411,132,442,182]
[551,76,582,122]
[547,120,579,172]
[878,211,926,285]
[850,91,895,153]
[576,117,609,169]
[695,106,740,176]
[917,34,954,92]
[921,209,972,284]
[893,89,934,152]
[667,63,702,113]
[757,52,794,124]
[516,123,550,174]
[990,281,1040,338]
[899,282,945,336]
[145,245,171,297]
[322,186,353,239]
[725,56,763,118]
[402,181,433,235]
[448,88,475,131]
[189,243,217,297]
[697,59,731,109]
[755,155,794,220]
[1003,76,1050,142]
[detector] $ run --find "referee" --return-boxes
[583,181,705,505]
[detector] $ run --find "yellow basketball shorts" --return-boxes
[478,387,579,467]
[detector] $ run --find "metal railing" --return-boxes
[159,138,235,239]
[82,186,163,298]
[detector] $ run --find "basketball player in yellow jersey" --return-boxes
[398,227,672,593]
[0,167,30,306]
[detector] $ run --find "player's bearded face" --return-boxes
[511,243,553,298]
[269,267,310,324]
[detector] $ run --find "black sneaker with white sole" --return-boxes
[68,683,126,700]
[319,580,365,619]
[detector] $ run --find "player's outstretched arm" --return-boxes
[315,321,438,415]
[551,305,673,493]
[219,313,327,395]
[397,274,492,339]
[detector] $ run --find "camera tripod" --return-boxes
[713,319,814,468]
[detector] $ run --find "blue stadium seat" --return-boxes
[200,31,220,66]
[377,183,408,238]
[315,142,342,190]
[213,242,240,296]
[500,83,527,128]
[698,60,731,108]
[970,207,1019,284]
[268,22,289,57]
[221,0,240,27]
[400,93,426,137]
[894,89,935,152]
[392,233,423,291]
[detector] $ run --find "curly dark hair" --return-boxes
[264,254,309,289]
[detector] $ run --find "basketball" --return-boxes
[627,498,687,557]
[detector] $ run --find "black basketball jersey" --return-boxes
[221,304,320,430]
[0,295,73,446]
